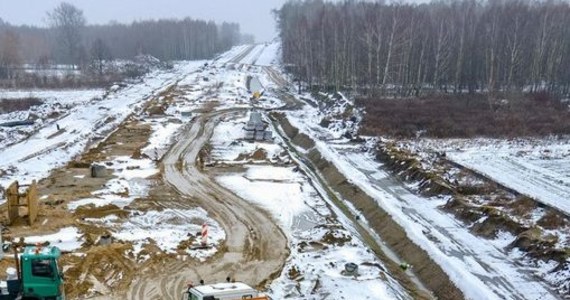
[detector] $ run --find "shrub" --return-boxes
[356,93,570,138]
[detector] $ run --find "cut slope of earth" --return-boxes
[272,89,565,298]
[446,141,570,216]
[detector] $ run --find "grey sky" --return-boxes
[0,0,288,42]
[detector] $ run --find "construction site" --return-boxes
[0,41,568,300]
[0,45,412,300]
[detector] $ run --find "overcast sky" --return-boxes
[0,0,289,42]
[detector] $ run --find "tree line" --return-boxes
[276,0,570,96]
[0,2,250,78]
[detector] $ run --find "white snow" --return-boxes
[68,155,158,210]
[239,44,265,65]
[109,208,224,261]
[254,42,280,66]
[142,121,184,160]
[216,167,314,228]
[0,89,105,149]
[446,142,570,216]
[283,91,562,299]
[24,227,83,251]
[209,113,283,163]
[0,61,203,203]
[214,45,249,64]
[0,89,103,104]
[216,164,410,299]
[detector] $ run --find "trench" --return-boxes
[269,112,464,300]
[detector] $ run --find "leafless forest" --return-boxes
[277,0,570,96]
[0,2,249,80]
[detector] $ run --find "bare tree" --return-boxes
[276,0,570,97]
[0,30,21,79]
[90,38,112,75]
[47,2,86,68]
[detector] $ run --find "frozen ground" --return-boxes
[211,114,410,299]
[0,89,105,148]
[276,86,565,298]
[442,139,570,216]
[255,42,280,66]
[0,61,203,202]
[24,227,83,252]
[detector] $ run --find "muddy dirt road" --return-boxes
[125,108,288,299]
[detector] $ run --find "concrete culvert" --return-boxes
[90,163,107,178]
[342,262,358,276]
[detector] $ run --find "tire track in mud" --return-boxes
[124,108,288,299]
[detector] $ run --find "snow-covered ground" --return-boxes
[268,79,565,298]
[0,89,103,104]
[210,115,410,299]
[86,208,225,261]
[255,42,280,66]
[6,42,561,299]
[24,227,83,252]
[239,44,265,65]
[66,155,157,210]
[0,89,105,148]
[209,113,285,164]
[0,61,202,201]
[214,45,249,64]
[442,140,570,216]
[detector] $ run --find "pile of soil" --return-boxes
[375,139,570,294]
[235,148,268,161]
[61,243,137,299]
[74,204,128,219]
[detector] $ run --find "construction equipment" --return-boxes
[183,281,270,300]
[0,245,65,300]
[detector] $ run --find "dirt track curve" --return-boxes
[124,107,288,299]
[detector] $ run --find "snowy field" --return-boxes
[210,114,411,299]
[239,44,265,65]
[443,140,570,216]
[5,42,563,299]
[271,81,565,298]
[255,42,280,66]
[0,89,105,148]
[0,61,203,201]
[0,89,103,104]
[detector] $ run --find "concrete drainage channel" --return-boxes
[269,112,464,300]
